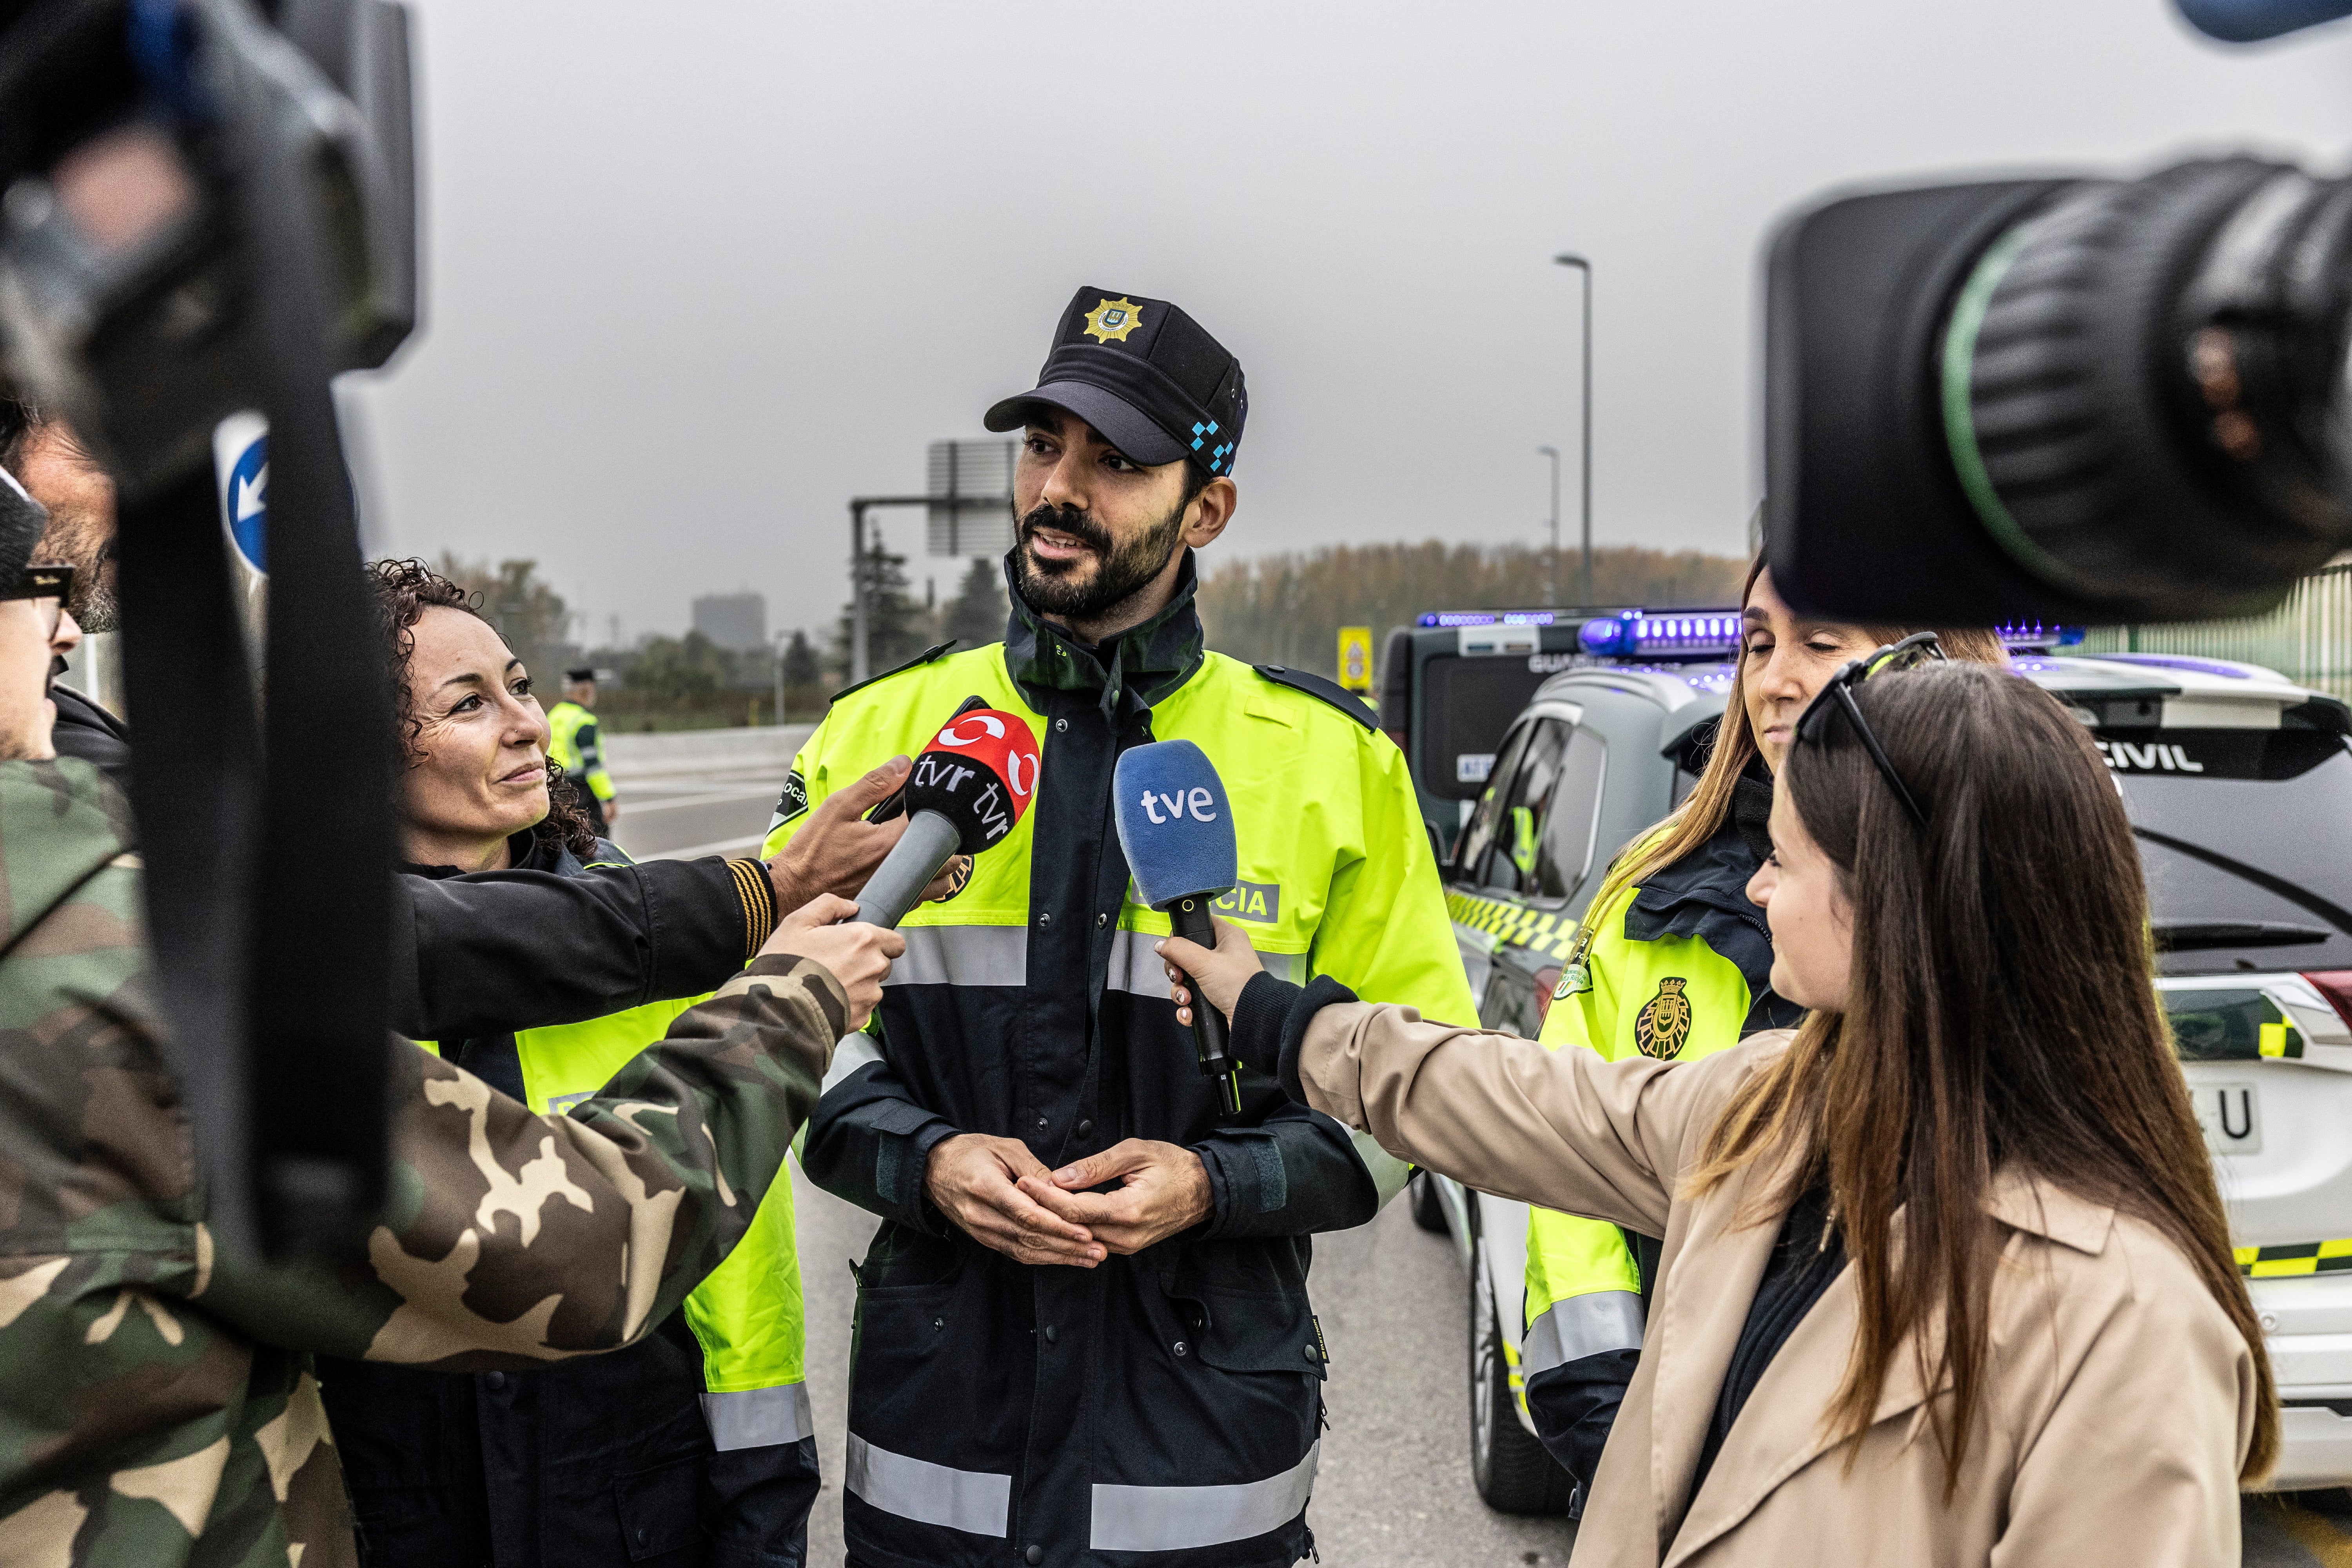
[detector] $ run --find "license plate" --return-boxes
[2191,1080,2263,1157]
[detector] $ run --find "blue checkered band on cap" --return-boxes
[1189,420,1235,474]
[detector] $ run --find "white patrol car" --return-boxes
[1414,625,2352,1508]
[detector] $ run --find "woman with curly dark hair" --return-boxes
[322,559,833,1568]
[368,555,601,867]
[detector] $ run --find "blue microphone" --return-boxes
[1113,740,1243,1115]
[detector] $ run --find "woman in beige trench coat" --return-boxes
[1138,655,2278,1568]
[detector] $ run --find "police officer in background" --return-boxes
[769,288,1474,1568]
[549,665,619,835]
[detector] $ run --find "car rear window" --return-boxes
[2108,727,2352,975]
[1419,655,1552,801]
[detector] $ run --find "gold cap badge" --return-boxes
[1082,296,1143,344]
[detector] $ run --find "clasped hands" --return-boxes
[923,1134,1212,1267]
[921,918,1269,1268]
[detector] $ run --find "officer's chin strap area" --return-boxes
[117,71,394,1266]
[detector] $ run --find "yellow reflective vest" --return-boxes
[547,699,615,803]
[1523,803,1797,1410]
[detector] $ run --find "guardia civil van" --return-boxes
[1395,609,2352,1511]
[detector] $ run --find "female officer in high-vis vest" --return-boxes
[321,563,959,1568]
[1517,559,2007,1510]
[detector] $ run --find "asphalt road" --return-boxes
[612,754,2352,1567]
[609,769,788,864]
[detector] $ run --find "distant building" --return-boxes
[692,591,767,653]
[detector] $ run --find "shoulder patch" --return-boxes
[1251,664,1377,730]
[771,768,810,828]
[827,640,959,706]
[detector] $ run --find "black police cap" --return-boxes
[984,287,1247,477]
[564,667,597,683]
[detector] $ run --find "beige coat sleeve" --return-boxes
[1989,1220,2258,1568]
[1295,1002,1778,1236]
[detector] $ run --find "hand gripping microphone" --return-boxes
[849,701,1043,928]
[1112,740,1244,1115]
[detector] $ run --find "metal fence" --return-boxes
[2074,561,2352,702]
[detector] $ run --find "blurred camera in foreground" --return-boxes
[1768,154,2352,626]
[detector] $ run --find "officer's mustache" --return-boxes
[1018,504,1113,565]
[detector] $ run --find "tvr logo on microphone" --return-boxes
[911,706,1043,849]
[1137,786,1219,824]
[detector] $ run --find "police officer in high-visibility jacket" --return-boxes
[548,666,618,835]
[770,288,1474,1568]
[1520,562,2005,1510]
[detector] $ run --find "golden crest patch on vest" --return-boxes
[1083,297,1143,343]
[1634,976,1695,1059]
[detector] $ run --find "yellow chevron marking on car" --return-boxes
[2237,1238,2352,1278]
[1446,891,1581,961]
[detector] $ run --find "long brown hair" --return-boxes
[364,557,598,860]
[1693,661,2278,1488]
[1573,554,2008,936]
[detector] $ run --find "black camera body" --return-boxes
[0,0,414,497]
[0,0,416,1261]
[1768,156,2352,626]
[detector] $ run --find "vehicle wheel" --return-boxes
[1468,1208,1578,1515]
[1410,1169,1448,1234]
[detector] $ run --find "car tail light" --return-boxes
[2301,971,2352,1031]
[1534,965,1562,1028]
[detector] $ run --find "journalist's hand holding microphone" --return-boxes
[758,893,901,1031]
[1160,915,1262,1029]
[763,755,971,913]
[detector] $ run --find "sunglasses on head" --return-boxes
[1791,630,1945,827]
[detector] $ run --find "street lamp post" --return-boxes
[1553,253,1594,608]
[1537,445,1561,607]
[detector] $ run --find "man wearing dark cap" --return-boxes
[547,664,619,835]
[767,289,1473,1568]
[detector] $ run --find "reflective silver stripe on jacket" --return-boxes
[1105,928,1296,995]
[1343,1123,1412,1207]
[824,1029,886,1093]
[886,925,1027,987]
[1521,1290,1645,1380]
[1088,1441,1320,1552]
[701,1382,814,1451]
[843,1434,1011,1537]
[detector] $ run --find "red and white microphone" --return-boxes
[849,701,1042,928]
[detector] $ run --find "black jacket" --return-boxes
[325,832,815,1568]
[800,563,1440,1568]
[49,682,131,782]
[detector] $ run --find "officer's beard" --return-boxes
[1012,501,1186,626]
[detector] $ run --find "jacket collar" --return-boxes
[1654,1159,2115,1565]
[401,829,578,882]
[1000,549,1207,726]
[1,757,133,956]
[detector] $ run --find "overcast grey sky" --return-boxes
[337,0,2352,645]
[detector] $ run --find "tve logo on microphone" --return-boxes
[1137,785,1218,824]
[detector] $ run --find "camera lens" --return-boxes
[1942,156,2352,618]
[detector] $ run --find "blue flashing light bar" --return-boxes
[1994,622,2086,652]
[1417,610,1561,627]
[1577,609,1742,660]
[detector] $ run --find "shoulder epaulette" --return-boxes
[1251,663,1377,730]
[828,640,959,706]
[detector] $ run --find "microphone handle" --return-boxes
[1169,894,1243,1115]
[849,810,963,929]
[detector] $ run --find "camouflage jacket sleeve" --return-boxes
[204,953,849,1368]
